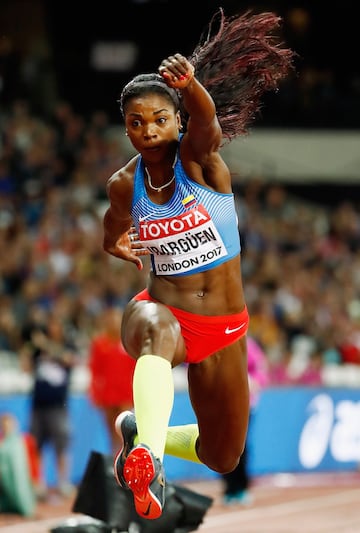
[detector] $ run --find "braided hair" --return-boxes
[120,9,295,144]
[189,9,295,142]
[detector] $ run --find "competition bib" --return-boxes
[139,204,228,274]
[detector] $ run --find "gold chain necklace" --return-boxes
[145,155,177,192]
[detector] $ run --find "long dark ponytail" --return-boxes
[188,9,295,142]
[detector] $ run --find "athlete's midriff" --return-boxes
[133,288,249,364]
[148,255,245,316]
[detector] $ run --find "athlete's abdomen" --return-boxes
[148,255,245,316]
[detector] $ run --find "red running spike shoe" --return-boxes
[123,444,165,520]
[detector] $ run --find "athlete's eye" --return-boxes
[157,117,167,124]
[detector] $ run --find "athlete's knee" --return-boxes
[141,312,181,352]
[199,444,244,474]
[122,301,181,356]
[204,454,241,474]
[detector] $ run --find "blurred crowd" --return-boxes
[236,180,360,386]
[0,99,147,372]
[0,98,360,391]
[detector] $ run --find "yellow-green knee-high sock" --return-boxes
[164,424,202,463]
[134,424,202,464]
[133,354,173,461]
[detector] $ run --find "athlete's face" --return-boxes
[124,93,181,162]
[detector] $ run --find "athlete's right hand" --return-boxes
[107,227,148,271]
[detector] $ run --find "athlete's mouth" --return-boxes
[143,145,161,152]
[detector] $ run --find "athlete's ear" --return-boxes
[176,112,182,131]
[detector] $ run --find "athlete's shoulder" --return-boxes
[107,155,139,190]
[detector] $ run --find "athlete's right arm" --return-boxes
[159,54,222,157]
[103,170,144,271]
[158,54,230,194]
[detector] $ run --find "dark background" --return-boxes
[1,0,359,127]
[45,0,359,125]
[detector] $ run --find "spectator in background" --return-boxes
[19,314,76,500]
[88,306,136,454]
[221,335,270,505]
[0,413,37,516]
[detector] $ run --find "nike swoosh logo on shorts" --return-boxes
[225,323,247,335]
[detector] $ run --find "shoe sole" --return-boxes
[123,446,163,520]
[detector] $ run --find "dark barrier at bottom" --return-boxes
[51,451,213,533]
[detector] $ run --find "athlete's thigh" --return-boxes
[188,336,249,461]
[121,299,186,365]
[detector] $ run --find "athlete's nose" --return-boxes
[143,124,157,139]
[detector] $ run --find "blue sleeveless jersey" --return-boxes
[131,149,241,276]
